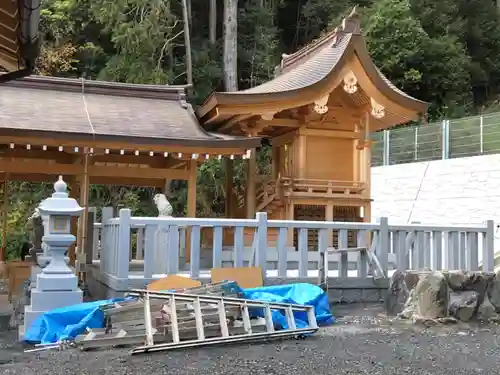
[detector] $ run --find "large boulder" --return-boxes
[487,270,500,312]
[448,291,478,322]
[388,270,500,323]
[412,271,449,318]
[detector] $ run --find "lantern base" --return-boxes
[23,289,83,335]
[37,272,79,291]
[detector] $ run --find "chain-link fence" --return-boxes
[371,112,500,166]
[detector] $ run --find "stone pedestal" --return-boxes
[21,176,84,338]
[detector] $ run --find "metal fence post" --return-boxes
[480,115,484,154]
[441,120,450,160]
[483,220,494,272]
[383,130,390,166]
[414,127,418,161]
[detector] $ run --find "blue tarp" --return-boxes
[241,283,334,329]
[23,298,133,344]
[24,283,334,344]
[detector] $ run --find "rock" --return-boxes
[413,271,449,318]
[448,291,479,322]
[385,270,409,316]
[477,294,497,321]
[445,271,494,305]
[398,289,415,319]
[404,272,420,292]
[487,271,500,312]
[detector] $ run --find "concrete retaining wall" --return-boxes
[371,153,500,252]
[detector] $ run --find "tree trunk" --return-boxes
[223,0,238,92]
[209,0,217,45]
[181,0,193,86]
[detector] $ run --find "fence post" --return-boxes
[378,217,389,275]
[414,127,419,161]
[441,119,450,159]
[480,115,484,154]
[255,212,268,280]
[116,208,131,279]
[483,220,495,272]
[383,130,390,166]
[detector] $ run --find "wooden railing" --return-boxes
[91,209,495,291]
[279,177,366,196]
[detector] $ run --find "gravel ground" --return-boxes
[1,303,500,375]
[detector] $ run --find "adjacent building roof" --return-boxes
[0,0,41,79]
[197,8,429,128]
[0,75,261,149]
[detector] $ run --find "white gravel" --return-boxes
[1,303,500,375]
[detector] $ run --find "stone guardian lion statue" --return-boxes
[153,193,173,217]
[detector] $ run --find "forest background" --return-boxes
[5,0,500,257]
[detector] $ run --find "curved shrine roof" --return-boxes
[197,8,428,123]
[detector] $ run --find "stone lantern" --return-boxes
[22,176,84,335]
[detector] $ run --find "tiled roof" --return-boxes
[0,76,260,149]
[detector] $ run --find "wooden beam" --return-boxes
[256,118,301,128]
[299,128,362,139]
[0,148,79,163]
[0,136,250,157]
[0,159,84,175]
[0,158,189,180]
[219,114,253,131]
[0,172,168,187]
[88,165,189,180]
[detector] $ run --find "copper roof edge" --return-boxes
[5,75,191,101]
[277,6,361,75]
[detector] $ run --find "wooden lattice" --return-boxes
[293,205,325,249]
[331,206,360,247]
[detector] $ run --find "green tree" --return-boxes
[364,0,472,119]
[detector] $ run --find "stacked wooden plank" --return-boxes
[75,281,260,350]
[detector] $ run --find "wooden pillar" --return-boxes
[286,201,294,246]
[364,113,372,223]
[326,202,334,247]
[297,134,307,179]
[76,153,91,279]
[0,175,8,276]
[186,160,197,263]
[271,146,280,180]
[224,158,233,218]
[68,177,79,266]
[187,160,197,218]
[353,124,360,181]
[245,149,257,218]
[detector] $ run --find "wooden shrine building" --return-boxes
[0,76,260,265]
[197,8,429,238]
[0,0,42,81]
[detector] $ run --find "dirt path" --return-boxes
[1,303,499,375]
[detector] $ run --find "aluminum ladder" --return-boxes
[128,288,319,355]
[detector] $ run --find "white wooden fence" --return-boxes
[88,208,495,290]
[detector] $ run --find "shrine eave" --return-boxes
[0,76,261,151]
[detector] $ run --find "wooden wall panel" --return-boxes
[304,136,354,180]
